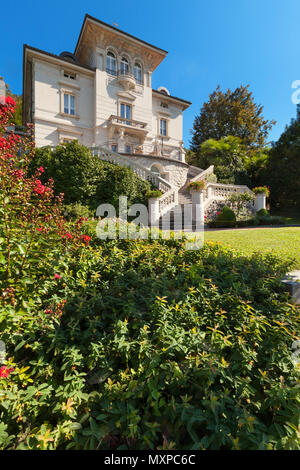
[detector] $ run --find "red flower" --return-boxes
[36,228,43,232]
[54,273,61,280]
[38,166,44,173]
[81,234,91,245]
[62,233,73,239]
[0,366,14,379]
[5,96,16,107]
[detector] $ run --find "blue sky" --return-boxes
[1,0,300,147]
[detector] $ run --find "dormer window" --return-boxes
[64,71,76,80]
[120,57,129,75]
[106,51,117,76]
[133,62,143,84]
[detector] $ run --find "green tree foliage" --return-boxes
[192,136,251,185]
[262,105,300,211]
[190,85,275,153]
[30,142,151,212]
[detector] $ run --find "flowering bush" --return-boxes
[252,186,270,197]
[188,180,206,191]
[0,97,92,308]
[0,101,300,450]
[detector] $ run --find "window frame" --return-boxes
[63,92,75,116]
[120,103,132,125]
[133,62,143,84]
[106,51,117,76]
[159,118,167,137]
[120,57,129,75]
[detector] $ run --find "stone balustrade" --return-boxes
[90,146,178,223]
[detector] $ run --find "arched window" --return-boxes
[106,51,117,75]
[151,164,161,177]
[120,57,129,75]
[133,62,143,84]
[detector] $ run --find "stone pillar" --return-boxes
[118,128,126,153]
[207,185,212,200]
[179,141,186,163]
[148,197,160,227]
[254,193,266,211]
[191,189,205,225]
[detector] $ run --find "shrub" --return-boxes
[226,192,255,220]
[1,102,300,451]
[30,142,151,211]
[256,215,286,226]
[256,208,269,217]
[64,202,94,221]
[145,189,163,199]
[214,206,237,228]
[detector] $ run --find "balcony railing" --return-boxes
[106,67,117,76]
[108,115,147,130]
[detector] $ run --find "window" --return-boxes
[64,93,75,116]
[125,145,132,154]
[133,63,142,84]
[120,103,131,125]
[112,144,118,153]
[120,57,129,75]
[160,102,168,109]
[151,164,161,176]
[106,51,117,75]
[64,71,76,80]
[160,119,167,137]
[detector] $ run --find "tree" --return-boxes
[262,105,300,211]
[190,85,275,153]
[192,135,251,185]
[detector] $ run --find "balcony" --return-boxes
[117,71,136,90]
[107,115,148,138]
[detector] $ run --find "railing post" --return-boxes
[254,193,266,211]
[191,189,205,225]
[148,197,160,227]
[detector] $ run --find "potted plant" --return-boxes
[252,186,270,197]
[145,189,163,199]
[188,180,206,192]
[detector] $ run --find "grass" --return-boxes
[205,227,300,268]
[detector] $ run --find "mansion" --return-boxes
[23,14,191,162]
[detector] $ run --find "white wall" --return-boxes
[33,59,94,147]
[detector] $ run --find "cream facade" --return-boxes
[23,14,191,163]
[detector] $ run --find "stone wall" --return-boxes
[125,154,189,188]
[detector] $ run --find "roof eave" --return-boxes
[74,14,168,58]
[23,45,96,74]
[152,90,192,109]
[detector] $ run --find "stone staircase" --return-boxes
[89,145,254,231]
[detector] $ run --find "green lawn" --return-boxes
[205,227,300,268]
